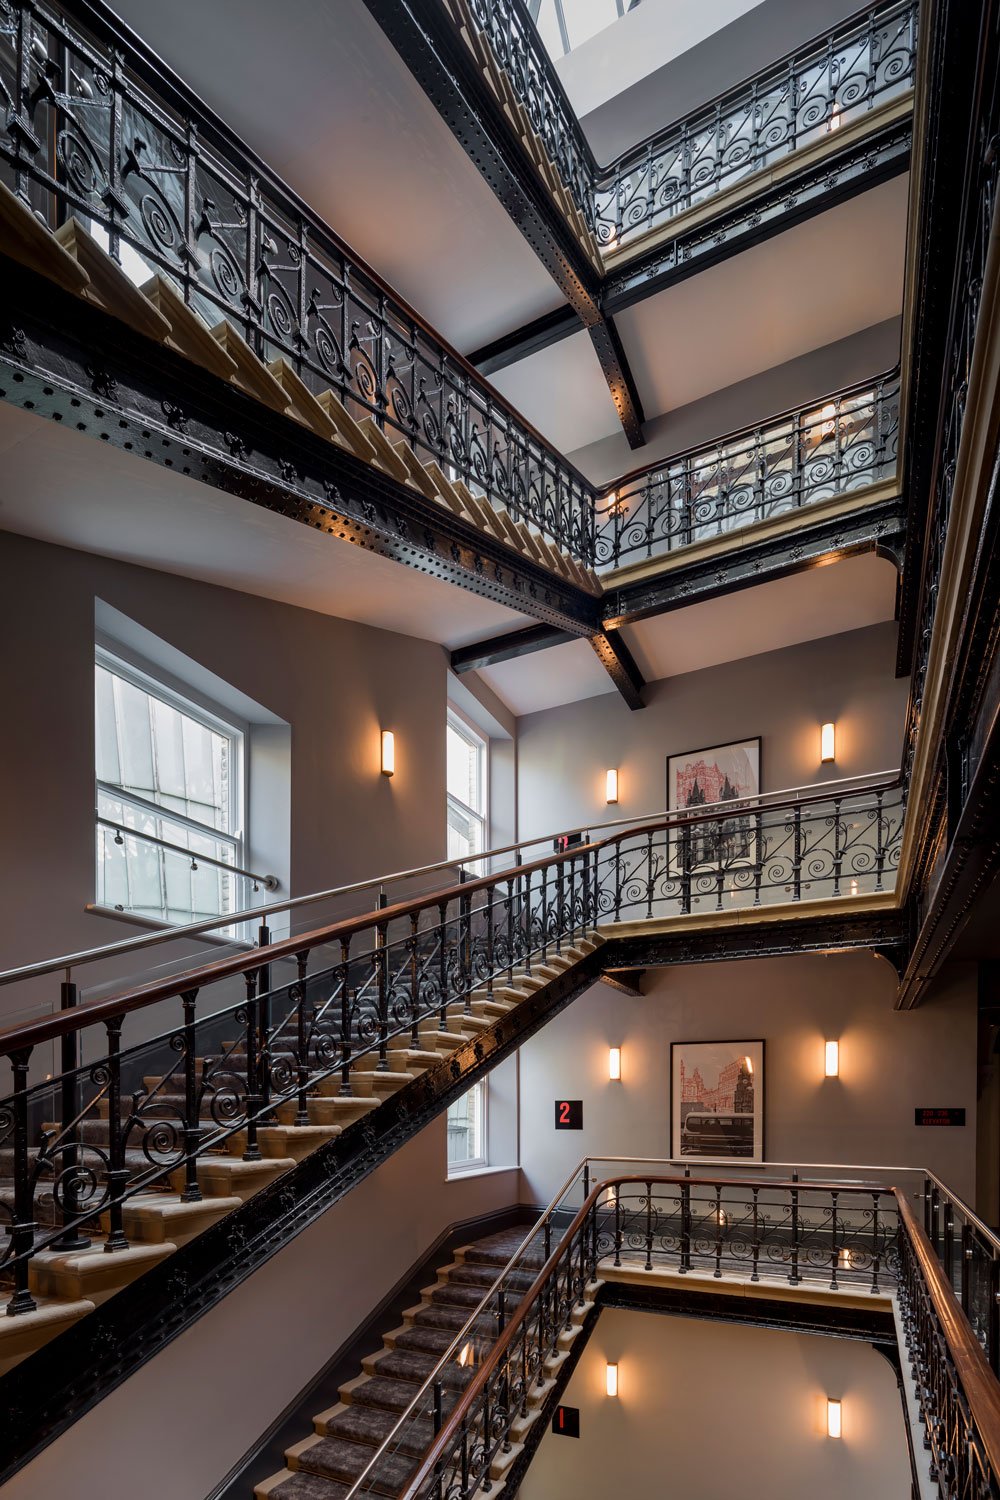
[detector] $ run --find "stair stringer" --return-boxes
[0,943,606,1487]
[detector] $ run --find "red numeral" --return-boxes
[558,1408,565,1428]
[559,1102,570,1124]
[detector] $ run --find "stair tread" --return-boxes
[347,1375,459,1415]
[294,1436,416,1492]
[264,1473,351,1500]
[320,1404,434,1458]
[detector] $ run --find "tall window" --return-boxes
[95,648,247,924]
[447,711,487,861]
[447,1081,487,1174]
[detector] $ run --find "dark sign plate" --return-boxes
[552,1405,580,1438]
[555,1099,583,1130]
[915,1108,966,1127]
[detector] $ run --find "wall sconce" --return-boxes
[609,1046,622,1081]
[605,1362,619,1398]
[821,722,836,763]
[380,730,395,777]
[825,1040,840,1078]
[606,768,619,804]
[827,1398,842,1438]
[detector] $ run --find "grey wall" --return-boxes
[522,1308,911,1500]
[517,955,979,1207]
[516,622,907,841]
[0,531,448,1019]
[580,0,873,162]
[568,319,901,487]
[1,1119,521,1500]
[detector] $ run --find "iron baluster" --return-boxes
[614,1185,622,1267]
[568,852,576,940]
[832,796,844,896]
[793,803,804,901]
[103,1017,129,1252]
[409,913,421,1048]
[681,822,692,915]
[961,1219,970,1312]
[944,1205,955,1287]
[752,812,764,905]
[437,903,450,1029]
[540,863,549,965]
[645,1180,653,1271]
[680,1178,692,1273]
[179,989,202,1202]
[293,952,310,1127]
[53,977,89,1250]
[6,1047,37,1314]
[242,968,262,1161]
[521,867,532,975]
[375,894,389,1071]
[871,1193,882,1293]
[339,937,354,1097]
[645,830,655,919]
[506,878,515,984]
[555,860,564,954]
[714,1185,723,1278]
[486,884,496,995]
[614,836,623,921]
[875,788,887,890]
[751,1186,761,1282]
[830,1190,840,1290]
[790,1186,800,1284]
[989,1255,1000,1374]
[256,922,273,1122]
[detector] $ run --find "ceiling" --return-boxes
[104,0,565,355]
[474,551,897,714]
[0,404,533,651]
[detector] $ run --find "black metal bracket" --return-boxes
[587,314,645,449]
[450,623,578,673]
[589,628,646,709]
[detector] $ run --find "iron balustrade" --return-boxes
[594,369,901,570]
[592,0,918,250]
[357,1172,1000,1500]
[0,0,594,559]
[0,777,902,1316]
[449,0,916,250]
[923,1176,1000,1377]
[400,1174,903,1500]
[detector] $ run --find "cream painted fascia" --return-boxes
[598,888,902,942]
[600,92,914,270]
[602,1261,894,1313]
[895,179,1000,898]
[598,478,900,592]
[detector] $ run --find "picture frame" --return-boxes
[670,1039,765,1163]
[666,737,762,877]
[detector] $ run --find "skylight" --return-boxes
[530,0,643,60]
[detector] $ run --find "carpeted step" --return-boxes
[428,1282,498,1311]
[445,1261,535,1292]
[291,1434,416,1496]
[257,1471,350,1500]
[367,1346,475,1391]
[318,1402,435,1459]
[410,1303,496,1336]
[343,1375,458,1417]
[460,1227,546,1268]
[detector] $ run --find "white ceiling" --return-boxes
[105,0,564,355]
[0,404,533,650]
[474,551,896,714]
[487,329,624,454]
[617,176,909,419]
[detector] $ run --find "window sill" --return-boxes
[85,904,254,950]
[446,1164,520,1183]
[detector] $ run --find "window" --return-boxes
[447,711,487,861]
[447,1081,487,1173]
[95,648,247,925]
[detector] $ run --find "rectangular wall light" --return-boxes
[827,1398,842,1438]
[606,768,619,804]
[381,730,395,777]
[825,1040,840,1078]
[605,1362,619,1397]
[609,1046,622,1081]
[821,722,836,763]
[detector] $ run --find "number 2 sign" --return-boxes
[555,1099,583,1129]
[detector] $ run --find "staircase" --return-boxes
[0,937,603,1377]
[256,1222,598,1500]
[0,186,601,596]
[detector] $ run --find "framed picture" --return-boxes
[671,1040,765,1163]
[667,737,761,875]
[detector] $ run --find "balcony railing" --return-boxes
[451,0,917,252]
[0,0,595,559]
[594,368,901,570]
[0,774,901,1317]
[592,0,918,250]
[343,1161,1000,1500]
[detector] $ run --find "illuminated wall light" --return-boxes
[825,1040,840,1078]
[850,878,860,897]
[840,1248,852,1269]
[380,730,395,777]
[827,1398,842,1438]
[605,1183,618,1207]
[606,768,619,805]
[829,107,842,131]
[821,722,836,764]
[605,1362,619,1398]
[608,1046,622,1081]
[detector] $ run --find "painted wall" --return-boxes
[574,0,872,162]
[1,1118,522,1500]
[516,622,907,842]
[516,956,978,1206]
[521,1308,910,1500]
[567,319,901,488]
[0,531,449,1025]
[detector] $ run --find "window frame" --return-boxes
[446,707,489,863]
[94,641,249,924]
[446,1078,489,1177]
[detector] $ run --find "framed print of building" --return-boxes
[671,1040,765,1163]
[667,737,761,875]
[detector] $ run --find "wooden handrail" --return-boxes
[0,776,901,1058]
[897,1194,1000,1476]
[401,1172,897,1497]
